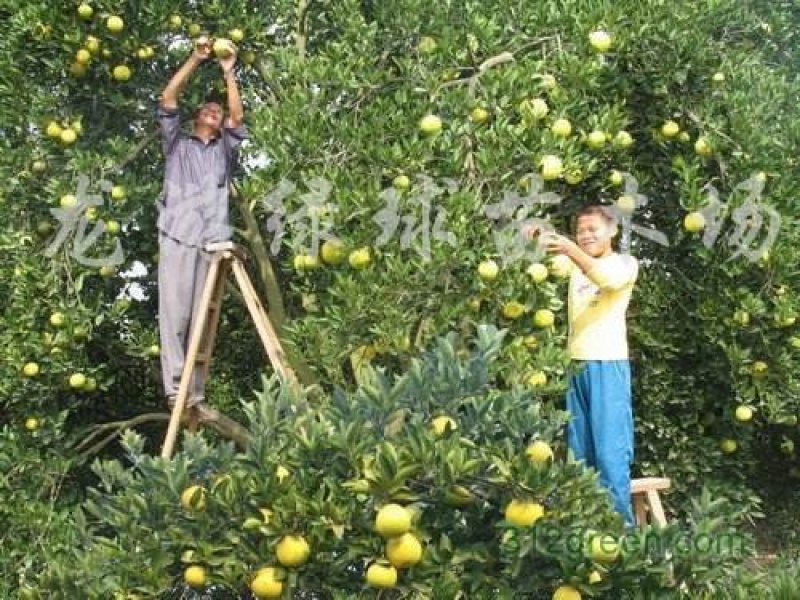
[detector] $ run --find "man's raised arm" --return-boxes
[219,47,244,127]
[160,37,211,109]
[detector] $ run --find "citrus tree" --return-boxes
[1,0,799,595]
[33,329,749,599]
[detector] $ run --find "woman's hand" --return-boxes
[521,223,541,241]
[542,231,578,256]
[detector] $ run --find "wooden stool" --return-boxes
[631,477,671,527]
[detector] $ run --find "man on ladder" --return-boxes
[155,36,247,415]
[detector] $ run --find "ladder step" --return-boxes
[204,241,236,253]
[195,353,211,364]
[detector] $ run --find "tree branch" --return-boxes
[231,182,319,386]
[231,183,287,330]
[436,51,515,98]
[113,128,160,175]
[75,407,253,458]
[686,110,742,150]
[75,412,171,458]
[296,0,313,61]
[253,59,282,105]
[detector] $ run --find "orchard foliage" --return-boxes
[36,329,749,599]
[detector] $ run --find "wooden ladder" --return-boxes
[160,241,295,458]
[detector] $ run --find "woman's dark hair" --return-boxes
[576,204,618,225]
